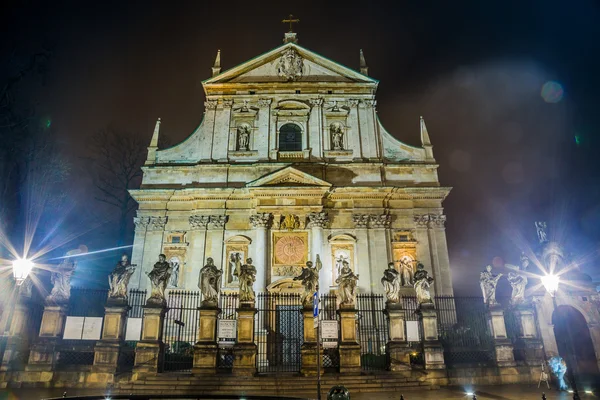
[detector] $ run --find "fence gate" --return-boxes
[435,296,495,367]
[256,292,303,373]
[162,290,201,372]
[357,294,389,371]
[320,294,339,371]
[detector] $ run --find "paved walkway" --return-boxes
[0,385,593,400]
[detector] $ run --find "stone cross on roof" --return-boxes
[282,14,299,33]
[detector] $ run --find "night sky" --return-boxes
[4,0,600,294]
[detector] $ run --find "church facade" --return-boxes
[128,32,454,300]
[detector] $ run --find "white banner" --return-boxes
[406,321,420,342]
[63,316,85,340]
[125,317,143,341]
[321,320,338,339]
[82,317,103,340]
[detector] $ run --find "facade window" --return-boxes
[279,123,302,151]
[171,236,181,244]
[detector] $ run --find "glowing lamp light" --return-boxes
[541,274,560,297]
[12,258,34,286]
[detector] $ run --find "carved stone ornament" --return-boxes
[204,100,218,110]
[258,98,272,108]
[46,256,77,304]
[309,98,324,107]
[363,99,377,108]
[480,265,503,306]
[272,265,303,277]
[413,262,434,306]
[346,99,359,108]
[352,214,370,229]
[108,254,136,303]
[148,216,168,231]
[535,221,548,244]
[370,214,391,229]
[277,48,304,81]
[381,263,402,304]
[281,214,301,231]
[237,124,251,151]
[146,254,172,306]
[199,257,222,307]
[413,214,446,229]
[413,214,431,228]
[222,99,234,108]
[238,258,257,303]
[330,123,344,151]
[430,214,446,228]
[250,213,271,229]
[307,212,328,229]
[293,260,321,307]
[209,215,228,229]
[134,216,150,231]
[189,215,210,230]
[336,261,359,306]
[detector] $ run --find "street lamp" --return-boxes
[12,258,34,286]
[542,273,580,400]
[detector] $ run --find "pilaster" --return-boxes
[26,304,68,371]
[140,216,167,293]
[188,215,210,289]
[130,216,149,290]
[256,99,272,160]
[213,99,232,161]
[309,98,323,158]
[417,304,445,370]
[134,305,166,374]
[488,306,516,367]
[338,306,361,374]
[347,99,362,160]
[192,306,220,375]
[308,212,328,290]
[93,305,129,373]
[352,215,372,293]
[250,213,271,291]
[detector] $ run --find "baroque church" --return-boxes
[128,31,454,299]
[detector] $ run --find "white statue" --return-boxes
[294,258,321,307]
[336,260,359,306]
[507,254,529,305]
[330,123,344,150]
[238,258,256,303]
[199,257,222,306]
[237,125,250,151]
[399,256,413,286]
[108,254,136,302]
[46,250,79,304]
[413,263,434,306]
[480,265,503,306]
[228,252,242,284]
[381,262,402,304]
[168,256,180,288]
[146,254,172,306]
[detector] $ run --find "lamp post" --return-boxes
[12,258,35,286]
[541,274,580,400]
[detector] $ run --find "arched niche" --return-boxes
[329,234,357,284]
[223,235,252,288]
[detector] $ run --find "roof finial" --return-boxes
[359,49,369,76]
[145,118,161,165]
[212,50,221,77]
[282,14,299,44]
[420,116,435,161]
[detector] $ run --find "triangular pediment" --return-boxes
[204,43,377,85]
[247,167,332,188]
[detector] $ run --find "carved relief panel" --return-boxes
[272,231,309,277]
[224,235,252,288]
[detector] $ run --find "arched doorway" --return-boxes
[552,305,600,388]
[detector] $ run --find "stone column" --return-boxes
[338,306,361,374]
[1,292,32,371]
[93,303,129,373]
[192,305,220,375]
[353,214,372,293]
[140,216,167,294]
[385,303,411,371]
[347,100,362,160]
[250,213,271,291]
[300,308,321,376]
[417,304,445,370]
[357,100,375,158]
[309,98,323,158]
[26,303,68,371]
[514,304,544,364]
[308,212,328,291]
[488,305,516,367]
[369,215,391,295]
[188,215,210,287]
[206,215,227,273]
[232,303,257,376]
[256,99,272,160]
[134,304,166,374]
[130,216,149,289]
[429,215,453,296]
[213,99,233,161]
[200,100,218,161]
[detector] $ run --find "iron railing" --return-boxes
[255,292,303,373]
[162,290,201,372]
[217,293,238,369]
[320,294,339,370]
[356,293,389,371]
[68,288,109,317]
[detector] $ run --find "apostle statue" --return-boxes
[294,258,321,307]
[399,257,414,286]
[199,257,222,307]
[330,123,344,150]
[507,254,529,305]
[46,248,81,304]
[413,262,434,306]
[146,254,172,306]
[238,258,257,303]
[228,252,242,284]
[237,125,250,151]
[479,265,502,306]
[108,254,136,302]
[381,262,402,304]
[548,356,568,391]
[336,260,359,306]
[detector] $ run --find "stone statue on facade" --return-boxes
[108,254,136,303]
[535,221,548,244]
[46,252,78,304]
[146,254,172,306]
[330,123,344,150]
[294,258,321,307]
[237,125,250,151]
[238,258,257,303]
[336,260,359,306]
[399,256,414,286]
[507,253,529,305]
[480,265,502,306]
[199,257,222,307]
[381,262,402,304]
[228,252,242,284]
[277,48,303,81]
[413,263,434,306]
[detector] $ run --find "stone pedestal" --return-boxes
[488,306,516,367]
[232,304,257,376]
[1,303,30,371]
[192,306,220,375]
[134,305,166,374]
[417,304,445,370]
[26,304,68,371]
[514,305,544,364]
[385,303,411,371]
[93,305,129,373]
[300,308,321,376]
[338,307,361,374]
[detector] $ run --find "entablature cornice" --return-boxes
[327,186,451,201]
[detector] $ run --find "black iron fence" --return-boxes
[435,296,495,367]
[356,294,388,371]
[320,294,339,371]
[162,290,201,372]
[118,289,147,373]
[217,293,238,370]
[402,296,424,367]
[68,288,109,317]
[255,292,303,373]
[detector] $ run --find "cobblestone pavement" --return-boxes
[0,385,594,400]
